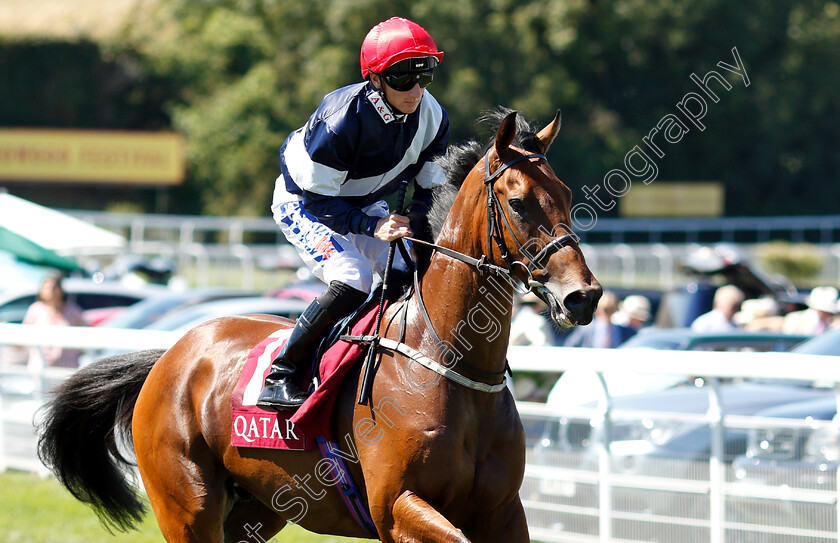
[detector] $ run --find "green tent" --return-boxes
[0,225,83,272]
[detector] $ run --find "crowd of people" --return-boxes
[510,289,653,348]
[510,283,840,349]
[687,284,840,336]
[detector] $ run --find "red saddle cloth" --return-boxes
[231,301,383,450]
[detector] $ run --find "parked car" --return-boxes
[733,396,837,489]
[619,327,811,352]
[141,296,310,336]
[95,288,260,330]
[538,380,832,472]
[534,331,838,540]
[729,340,840,543]
[531,379,833,541]
[88,296,311,363]
[542,329,812,409]
[520,327,809,404]
[0,278,169,324]
[787,327,840,356]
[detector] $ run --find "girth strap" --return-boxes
[315,437,377,535]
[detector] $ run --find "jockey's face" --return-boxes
[370,74,424,115]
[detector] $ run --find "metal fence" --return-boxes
[2,330,840,542]
[0,364,67,476]
[511,348,840,543]
[59,210,840,290]
[66,210,840,247]
[518,403,840,543]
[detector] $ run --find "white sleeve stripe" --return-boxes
[283,130,346,196]
[415,161,446,189]
[283,94,445,198]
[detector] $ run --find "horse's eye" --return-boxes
[509,198,526,215]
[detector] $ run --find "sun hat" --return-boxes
[806,286,839,314]
[619,295,652,322]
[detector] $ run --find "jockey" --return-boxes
[257,17,450,411]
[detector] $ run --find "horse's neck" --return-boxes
[415,243,515,373]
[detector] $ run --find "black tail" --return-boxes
[37,349,166,532]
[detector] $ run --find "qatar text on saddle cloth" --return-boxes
[231,302,382,450]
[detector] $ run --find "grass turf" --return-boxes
[0,470,371,543]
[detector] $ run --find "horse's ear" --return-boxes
[493,111,518,159]
[536,109,562,153]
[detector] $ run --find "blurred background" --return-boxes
[1,0,839,294]
[1,0,837,217]
[3,3,840,542]
[2,0,840,351]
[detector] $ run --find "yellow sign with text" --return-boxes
[620,182,724,217]
[0,129,185,185]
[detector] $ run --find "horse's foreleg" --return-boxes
[387,490,471,543]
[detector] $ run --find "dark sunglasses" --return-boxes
[382,70,434,92]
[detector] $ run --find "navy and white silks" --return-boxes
[272,82,449,293]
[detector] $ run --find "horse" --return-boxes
[37,108,601,542]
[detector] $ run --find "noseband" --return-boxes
[408,150,578,294]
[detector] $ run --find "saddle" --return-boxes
[307,269,414,390]
[229,301,383,537]
[232,293,393,443]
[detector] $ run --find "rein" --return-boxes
[345,150,578,397]
[342,269,510,394]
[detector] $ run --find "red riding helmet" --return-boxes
[360,17,444,78]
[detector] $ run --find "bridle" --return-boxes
[406,149,579,294]
[346,149,581,398]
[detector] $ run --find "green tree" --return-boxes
[107,0,840,218]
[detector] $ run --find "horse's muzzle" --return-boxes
[561,285,602,326]
[536,282,601,328]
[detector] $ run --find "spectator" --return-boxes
[690,284,745,332]
[564,291,624,348]
[782,286,838,335]
[614,294,652,343]
[510,291,554,347]
[22,275,87,369]
[736,297,782,331]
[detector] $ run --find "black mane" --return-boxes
[428,107,543,240]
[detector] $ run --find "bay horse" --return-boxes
[38,109,601,542]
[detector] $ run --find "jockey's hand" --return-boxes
[374,213,412,242]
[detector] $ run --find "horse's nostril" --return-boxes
[563,290,589,312]
[563,288,601,315]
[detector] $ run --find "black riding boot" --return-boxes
[256,298,335,411]
[256,281,368,411]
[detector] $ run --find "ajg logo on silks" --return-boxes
[367,91,394,124]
